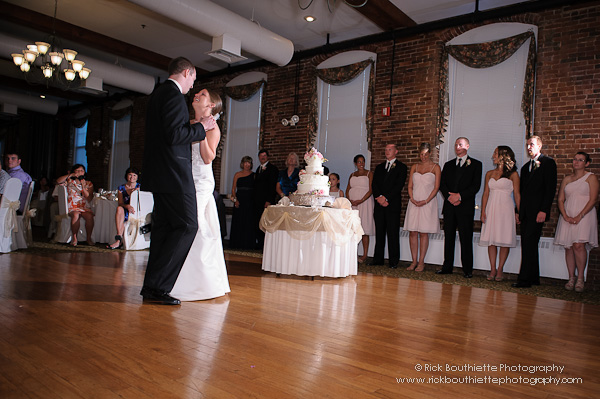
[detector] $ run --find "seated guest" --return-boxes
[230,156,256,249]
[554,152,598,292]
[5,152,32,214]
[108,168,141,249]
[328,173,344,198]
[56,164,94,246]
[276,152,300,198]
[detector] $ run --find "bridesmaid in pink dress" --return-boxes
[554,152,599,292]
[346,154,375,263]
[479,146,520,281]
[403,143,441,271]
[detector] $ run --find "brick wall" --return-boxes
[114,1,600,288]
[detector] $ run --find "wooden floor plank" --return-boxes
[0,250,598,398]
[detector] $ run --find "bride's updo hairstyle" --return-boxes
[206,89,222,116]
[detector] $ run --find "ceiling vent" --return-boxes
[75,76,107,95]
[206,34,247,64]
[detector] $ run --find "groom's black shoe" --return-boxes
[141,287,181,305]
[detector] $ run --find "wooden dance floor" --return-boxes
[0,249,598,398]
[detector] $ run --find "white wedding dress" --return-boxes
[170,142,230,301]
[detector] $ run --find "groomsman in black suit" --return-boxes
[437,137,482,278]
[141,57,216,305]
[371,144,407,268]
[254,149,279,248]
[513,135,557,288]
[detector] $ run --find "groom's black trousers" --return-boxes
[143,193,198,293]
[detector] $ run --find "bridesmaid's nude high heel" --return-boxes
[565,277,576,291]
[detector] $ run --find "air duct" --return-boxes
[127,0,294,67]
[0,33,155,95]
[0,89,59,115]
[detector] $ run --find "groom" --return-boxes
[141,57,216,305]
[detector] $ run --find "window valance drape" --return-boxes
[109,104,133,121]
[221,80,266,155]
[71,110,90,129]
[436,31,536,146]
[307,59,375,150]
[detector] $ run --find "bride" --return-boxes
[170,88,230,301]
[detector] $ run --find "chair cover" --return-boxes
[0,178,22,253]
[13,181,35,249]
[122,190,153,250]
[53,185,87,243]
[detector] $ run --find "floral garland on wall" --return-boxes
[436,30,537,147]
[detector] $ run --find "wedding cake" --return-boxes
[289,148,335,206]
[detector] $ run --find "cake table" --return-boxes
[259,205,364,277]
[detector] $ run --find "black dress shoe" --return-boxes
[436,269,452,275]
[388,264,398,269]
[368,260,384,266]
[463,273,473,278]
[141,287,181,305]
[511,282,532,288]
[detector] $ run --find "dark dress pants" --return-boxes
[442,207,474,274]
[143,193,198,293]
[373,205,401,266]
[518,217,543,285]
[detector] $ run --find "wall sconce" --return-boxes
[282,114,299,126]
[92,139,102,147]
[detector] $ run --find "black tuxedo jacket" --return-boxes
[519,154,557,222]
[142,80,206,194]
[254,162,279,206]
[372,160,408,210]
[440,156,482,215]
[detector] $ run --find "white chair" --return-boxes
[0,178,23,253]
[53,185,87,244]
[12,181,35,249]
[122,190,153,250]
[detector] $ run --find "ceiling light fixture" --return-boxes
[10,0,91,88]
[304,16,315,22]
[298,0,369,13]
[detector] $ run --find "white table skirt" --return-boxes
[91,198,118,243]
[262,230,358,277]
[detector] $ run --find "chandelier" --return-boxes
[10,0,91,86]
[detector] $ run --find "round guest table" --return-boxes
[260,205,363,278]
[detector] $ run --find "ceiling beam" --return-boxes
[346,0,416,30]
[0,1,188,73]
[0,75,101,104]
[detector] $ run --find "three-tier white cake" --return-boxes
[289,148,335,206]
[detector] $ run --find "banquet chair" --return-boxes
[53,185,87,244]
[122,190,153,250]
[0,178,23,253]
[12,181,35,249]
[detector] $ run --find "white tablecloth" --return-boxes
[91,198,118,243]
[260,205,363,277]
